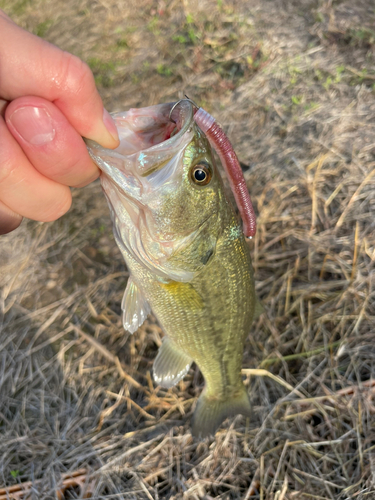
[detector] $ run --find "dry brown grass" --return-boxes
[1,0,375,498]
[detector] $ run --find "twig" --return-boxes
[243,468,260,499]
[0,469,93,500]
[336,168,375,228]
[242,368,305,399]
[259,341,342,367]
[72,324,146,392]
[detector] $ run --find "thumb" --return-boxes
[0,13,119,149]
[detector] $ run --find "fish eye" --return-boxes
[190,162,212,186]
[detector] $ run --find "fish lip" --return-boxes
[85,100,196,210]
[146,100,194,152]
[165,100,194,145]
[85,100,194,161]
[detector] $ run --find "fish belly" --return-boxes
[125,227,255,436]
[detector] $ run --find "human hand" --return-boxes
[0,10,120,235]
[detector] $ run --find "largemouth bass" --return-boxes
[86,100,260,437]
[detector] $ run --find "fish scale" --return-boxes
[86,100,259,437]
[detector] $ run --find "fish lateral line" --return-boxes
[86,101,259,437]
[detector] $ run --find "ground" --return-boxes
[1,0,375,499]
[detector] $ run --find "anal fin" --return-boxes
[121,277,151,333]
[153,338,193,388]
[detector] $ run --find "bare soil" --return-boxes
[1,0,375,498]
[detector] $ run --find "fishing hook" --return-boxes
[169,95,199,123]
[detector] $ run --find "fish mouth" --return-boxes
[116,100,194,157]
[85,102,212,283]
[85,100,194,177]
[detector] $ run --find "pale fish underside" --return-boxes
[86,100,260,437]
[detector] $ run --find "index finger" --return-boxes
[0,11,119,149]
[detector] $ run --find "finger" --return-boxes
[0,9,15,22]
[0,200,22,235]
[0,99,8,118]
[0,116,72,222]
[0,13,119,149]
[6,96,99,187]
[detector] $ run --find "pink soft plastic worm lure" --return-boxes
[192,106,257,239]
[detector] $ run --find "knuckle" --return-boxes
[0,119,21,186]
[44,152,94,187]
[42,188,72,222]
[54,52,94,98]
[0,148,17,186]
[53,189,72,218]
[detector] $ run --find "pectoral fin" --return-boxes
[121,277,151,333]
[153,338,193,388]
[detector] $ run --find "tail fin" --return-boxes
[192,384,251,438]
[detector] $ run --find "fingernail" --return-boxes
[103,108,119,144]
[9,106,55,145]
